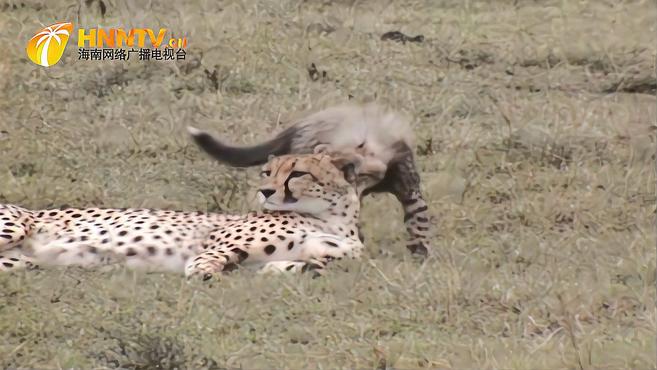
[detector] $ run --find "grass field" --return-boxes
[1,0,656,368]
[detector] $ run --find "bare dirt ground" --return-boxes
[0,0,655,368]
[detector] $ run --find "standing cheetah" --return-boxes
[188,103,432,257]
[0,152,364,279]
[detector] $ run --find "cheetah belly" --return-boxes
[23,209,220,273]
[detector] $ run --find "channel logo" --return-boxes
[26,22,74,67]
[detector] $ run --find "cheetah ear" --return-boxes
[313,144,331,155]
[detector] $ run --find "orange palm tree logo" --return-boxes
[26,22,74,67]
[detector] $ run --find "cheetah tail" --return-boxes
[187,126,296,167]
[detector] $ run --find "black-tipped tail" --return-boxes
[188,126,294,167]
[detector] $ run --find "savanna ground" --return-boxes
[0,0,656,368]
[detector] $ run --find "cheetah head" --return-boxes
[257,149,363,215]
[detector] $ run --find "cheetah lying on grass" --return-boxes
[0,151,364,279]
[188,103,432,257]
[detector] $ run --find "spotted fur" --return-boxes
[0,152,364,279]
[188,103,432,257]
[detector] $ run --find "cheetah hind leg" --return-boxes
[0,247,39,272]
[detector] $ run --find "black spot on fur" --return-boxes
[287,241,294,250]
[324,241,338,248]
[118,230,128,236]
[264,245,276,255]
[134,236,143,242]
[147,246,157,255]
[126,248,138,256]
[231,248,249,262]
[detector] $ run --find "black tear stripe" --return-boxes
[283,175,298,203]
[403,205,428,222]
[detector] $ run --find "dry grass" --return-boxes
[0,0,655,368]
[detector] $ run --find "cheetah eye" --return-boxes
[287,171,318,182]
[260,170,271,178]
[288,171,310,179]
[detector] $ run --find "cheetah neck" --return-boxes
[303,193,361,240]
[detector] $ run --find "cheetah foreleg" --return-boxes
[185,243,251,279]
[184,250,227,279]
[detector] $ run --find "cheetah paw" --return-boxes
[185,260,225,280]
